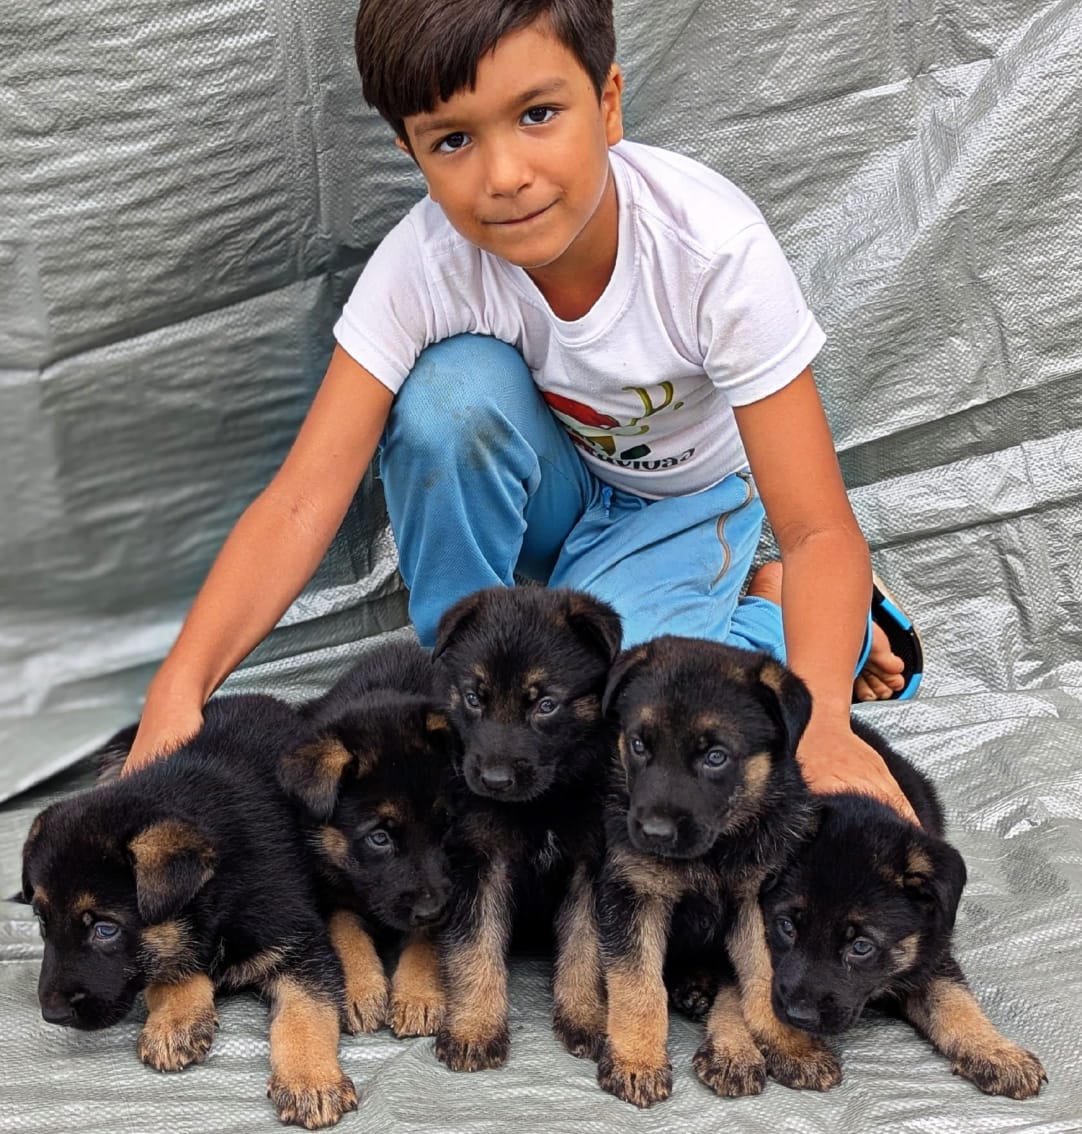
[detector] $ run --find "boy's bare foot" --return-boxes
[746,562,905,702]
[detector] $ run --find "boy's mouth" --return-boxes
[487,202,554,226]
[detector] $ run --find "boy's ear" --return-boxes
[278,737,358,821]
[602,63,624,146]
[755,657,813,755]
[128,820,215,924]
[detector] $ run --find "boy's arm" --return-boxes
[123,346,395,774]
[733,366,918,824]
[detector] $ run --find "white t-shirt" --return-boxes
[334,139,824,498]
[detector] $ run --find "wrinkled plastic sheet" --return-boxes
[2,0,1081,1128]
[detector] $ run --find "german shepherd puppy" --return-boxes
[597,636,839,1107]
[281,640,458,1039]
[762,718,1047,1098]
[20,694,356,1129]
[430,585,621,1072]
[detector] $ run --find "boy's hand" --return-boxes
[121,704,203,777]
[796,719,919,826]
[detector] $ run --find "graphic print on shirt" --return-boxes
[543,383,690,466]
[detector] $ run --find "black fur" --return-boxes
[431,585,621,1069]
[21,693,356,1127]
[761,719,1046,1097]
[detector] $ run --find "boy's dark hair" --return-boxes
[355,0,616,143]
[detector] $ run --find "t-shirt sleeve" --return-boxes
[332,214,442,394]
[696,222,826,406]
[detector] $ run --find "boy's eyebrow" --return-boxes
[411,79,570,139]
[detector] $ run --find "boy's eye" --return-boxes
[435,131,470,154]
[92,922,120,942]
[521,106,557,126]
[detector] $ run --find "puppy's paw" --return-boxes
[552,1010,604,1060]
[762,1037,842,1091]
[137,1007,218,1072]
[434,1023,510,1071]
[668,970,718,1022]
[342,979,388,1035]
[390,989,444,1038]
[597,1042,673,1107]
[693,1036,766,1098]
[267,1071,358,1129]
[953,1043,1047,1099]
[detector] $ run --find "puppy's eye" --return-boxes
[536,697,558,716]
[847,937,876,959]
[629,735,646,756]
[91,922,120,942]
[463,690,481,710]
[775,916,797,942]
[702,747,729,769]
[365,830,393,850]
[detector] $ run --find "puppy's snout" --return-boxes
[409,890,447,927]
[634,810,679,845]
[40,990,79,1026]
[479,765,515,793]
[781,997,821,1031]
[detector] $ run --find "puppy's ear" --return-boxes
[903,837,967,933]
[129,820,216,923]
[755,657,813,754]
[564,591,623,664]
[432,591,485,661]
[602,644,651,716]
[278,737,356,821]
[18,811,48,903]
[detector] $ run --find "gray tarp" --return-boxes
[1,0,1079,1129]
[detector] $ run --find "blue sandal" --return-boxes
[860,574,924,702]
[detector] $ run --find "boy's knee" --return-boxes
[384,334,536,467]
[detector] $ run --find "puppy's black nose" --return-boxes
[479,766,514,792]
[40,996,77,1026]
[638,814,678,843]
[410,892,446,926]
[783,1000,821,1031]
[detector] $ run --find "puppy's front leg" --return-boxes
[553,863,606,1059]
[728,897,841,1090]
[265,971,357,1129]
[328,908,388,1033]
[597,864,675,1107]
[390,931,444,1037]
[902,969,1046,1098]
[435,857,512,1071]
[138,973,218,1071]
[692,980,767,1097]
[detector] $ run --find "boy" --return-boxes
[123,0,920,820]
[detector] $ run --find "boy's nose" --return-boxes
[483,145,533,198]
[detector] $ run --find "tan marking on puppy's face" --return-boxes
[887,932,921,976]
[719,752,772,834]
[906,844,933,878]
[316,825,351,867]
[140,919,199,980]
[375,801,406,825]
[70,892,100,916]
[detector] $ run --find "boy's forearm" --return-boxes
[148,486,348,708]
[778,523,871,721]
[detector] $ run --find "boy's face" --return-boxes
[401,23,623,279]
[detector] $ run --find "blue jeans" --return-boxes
[378,334,793,655]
